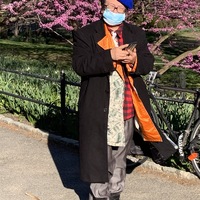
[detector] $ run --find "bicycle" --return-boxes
[146,71,200,178]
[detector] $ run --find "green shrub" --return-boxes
[0,55,80,138]
[156,100,193,131]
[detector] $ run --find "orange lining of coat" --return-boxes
[97,24,162,142]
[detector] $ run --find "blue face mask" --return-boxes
[103,8,125,26]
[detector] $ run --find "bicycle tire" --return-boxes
[189,120,200,178]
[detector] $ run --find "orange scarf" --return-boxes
[98,24,162,142]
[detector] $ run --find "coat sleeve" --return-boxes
[72,29,115,77]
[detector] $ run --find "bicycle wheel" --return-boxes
[189,120,200,178]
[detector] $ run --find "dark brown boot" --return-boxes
[89,192,107,200]
[109,193,120,200]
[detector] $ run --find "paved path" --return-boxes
[0,119,200,200]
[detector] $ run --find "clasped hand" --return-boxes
[110,44,136,65]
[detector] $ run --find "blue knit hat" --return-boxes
[118,0,133,9]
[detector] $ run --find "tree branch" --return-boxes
[37,14,73,46]
[151,30,177,54]
[158,46,200,75]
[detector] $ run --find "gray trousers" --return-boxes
[89,118,134,199]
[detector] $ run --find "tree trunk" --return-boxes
[151,30,177,54]
[158,46,200,75]
[14,22,19,37]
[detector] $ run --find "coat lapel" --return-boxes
[94,20,106,48]
[123,22,135,44]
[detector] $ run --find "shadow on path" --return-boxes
[48,139,89,200]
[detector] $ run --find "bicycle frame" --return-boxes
[183,92,200,146]
[146,71,200,159]
[148,88,177,141]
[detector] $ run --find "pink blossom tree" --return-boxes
[132,0,200,32]
[2,0,200,73]
[128,0,200,74]
[2,0,101,31]
[1,0,101,43]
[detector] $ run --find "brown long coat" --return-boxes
[72,20,175,183]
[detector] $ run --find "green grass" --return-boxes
[0,39,73,70]
[0,39,71,49]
